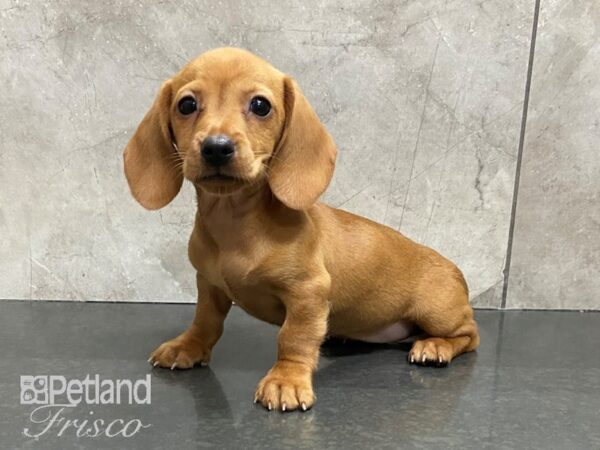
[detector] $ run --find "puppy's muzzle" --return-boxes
[201,135,235,167]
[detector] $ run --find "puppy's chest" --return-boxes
[199,251,256,297]
[192,238,272,301]
[196,248,284,324]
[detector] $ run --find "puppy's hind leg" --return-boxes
[407,268,479,367]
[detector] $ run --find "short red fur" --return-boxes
[124,48,479,412]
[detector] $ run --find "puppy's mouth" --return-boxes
[195,171,251,190]
[200,173,239,182]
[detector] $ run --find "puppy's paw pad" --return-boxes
[254,374,314,412]
[148,337,209,370]
[408,338,452,367]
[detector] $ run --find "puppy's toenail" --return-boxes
[268,402,272,411]
[282,403,287,412]
[301,402,307,411]
[153,361,159,367]
[171,363,177,370]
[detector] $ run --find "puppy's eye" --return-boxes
[249,96,271,117]
[178,96,197,115]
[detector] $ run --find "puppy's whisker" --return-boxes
[167,160,185,176]
[168,159,184,169]
[167,153,184,163]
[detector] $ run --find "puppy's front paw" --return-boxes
[254,362,314,412]
[408,338,453,367]
[149,335,210,370]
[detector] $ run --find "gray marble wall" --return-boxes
[0,0,596,309]
[505,1,600,310]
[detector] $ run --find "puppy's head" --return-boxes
[123,47,337,210]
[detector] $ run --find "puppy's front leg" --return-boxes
[255,280,330,412]
[149,275,231,369]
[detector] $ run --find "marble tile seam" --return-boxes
[501,0,542,309]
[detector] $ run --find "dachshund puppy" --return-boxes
[124,47,479,412]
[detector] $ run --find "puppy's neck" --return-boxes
[192,180,305,250]
[194,179,270,220]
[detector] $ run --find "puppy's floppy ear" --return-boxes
[268,77,337,210]
[123,80,183,210]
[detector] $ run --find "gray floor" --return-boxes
[1,301,599,449]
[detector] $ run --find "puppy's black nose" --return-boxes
[201,135,235,167]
